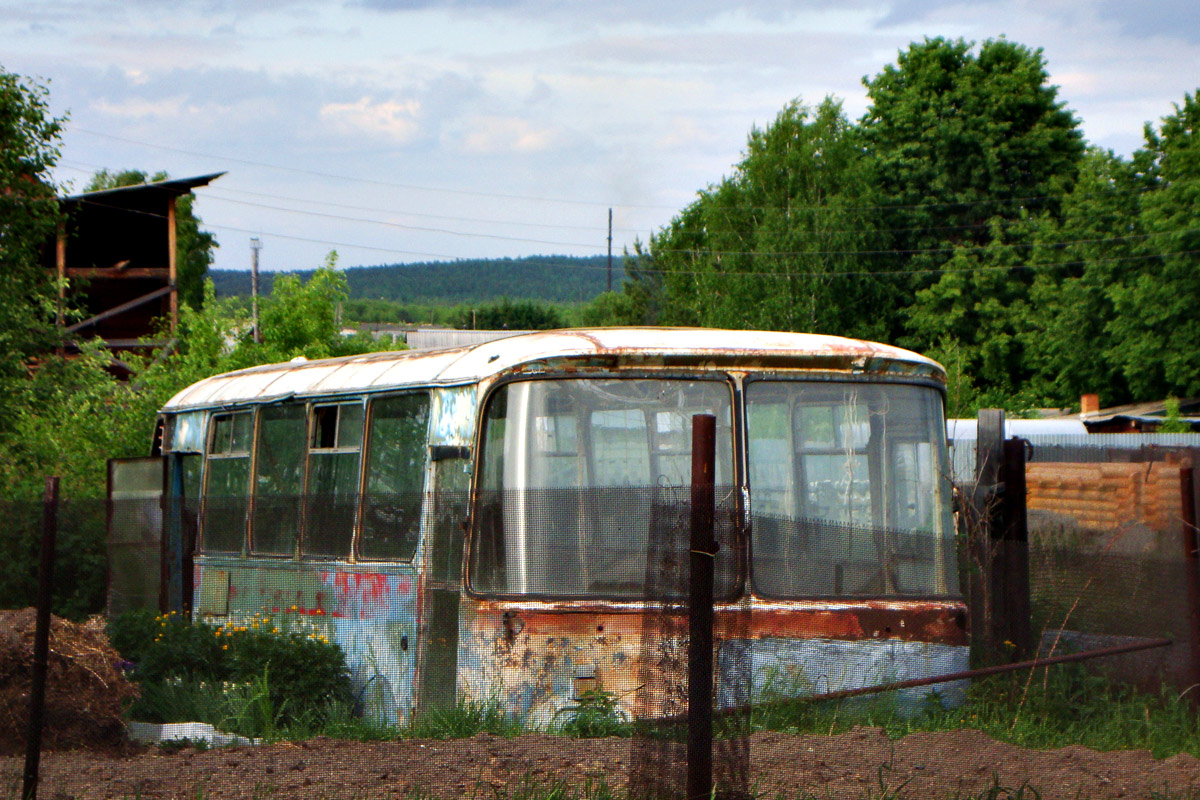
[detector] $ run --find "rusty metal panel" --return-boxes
[198,559,421,723]
[457,599,968,726]
[430,386,477,446]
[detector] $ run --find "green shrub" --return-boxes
[107,610,351,732]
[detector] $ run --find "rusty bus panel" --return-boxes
[196,559,422,723]
[458,599,969,724]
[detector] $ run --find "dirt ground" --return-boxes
[3,727,1200,800]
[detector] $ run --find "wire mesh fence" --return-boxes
[1,457,1200,799]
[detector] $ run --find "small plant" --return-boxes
[408,698,528,740]
[557,689,630,738]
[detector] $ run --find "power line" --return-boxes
[71,127,672,210]
[70,126,1140,216]
[198,193,607,249]
[69,193,1192,261]
[54,158,1171,251]
[53,157,1154,240]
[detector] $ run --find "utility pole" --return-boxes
[607,207,613,293]
[249,237,262,344]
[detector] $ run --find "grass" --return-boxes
[738,663,1200,761]
[168,661,1200,760]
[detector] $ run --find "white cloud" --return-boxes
[319,97,423,143]
[455,115,561,154]
[91,96,189,120]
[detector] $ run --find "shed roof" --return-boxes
[161,328,944,412]
[61,172,227,204]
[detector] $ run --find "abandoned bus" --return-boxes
[141,328,965,723]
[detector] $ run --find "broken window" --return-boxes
[303,402,364,558]
[251,404,306,556]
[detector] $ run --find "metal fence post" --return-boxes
[688,414,716,800]
[23,476,59,800]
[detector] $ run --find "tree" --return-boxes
[1105,91,1200,399]
[862,38,1086,396]
[631,98,894,338]
[457,298,564,331]
[1019,148,1147,407]
[85,168,217,309]
[0,68,65,429]
[862,37,1084,266]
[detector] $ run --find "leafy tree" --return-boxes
[85,168,217,309]
[861,37,1085,398]
[631,98,893,338]
[577,290,640,327]
[0,68,65,431]
[1020,148,1147,406]
[862,37,1084,269]
[1106,91,1200,399]
[457,298,564,330]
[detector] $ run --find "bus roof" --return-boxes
[161,327,944,412]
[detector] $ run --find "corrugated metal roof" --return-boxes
[946,427,1200,483]
[161,328,944,412]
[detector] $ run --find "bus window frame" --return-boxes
[354,389,434,564]
[741,373,958,601]
[199,408,256,556]
[299,399,366,560]
[464,370,745,603]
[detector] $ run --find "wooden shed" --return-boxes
[49,172,224,363]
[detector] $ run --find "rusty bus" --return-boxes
[134,328,966,724]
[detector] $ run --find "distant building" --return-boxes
[1073,393,1200,433]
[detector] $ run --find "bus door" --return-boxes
[106,457,167,615]
[415,445,471,715]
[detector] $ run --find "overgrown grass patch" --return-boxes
[744,663,1200,759]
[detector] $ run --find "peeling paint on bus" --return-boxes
[457,600,968,726]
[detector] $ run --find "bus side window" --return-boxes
[202,411,253,553]
[251,404,306,556]
[359,393,430,561]
[304,402,364,558]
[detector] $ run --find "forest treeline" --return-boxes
[211,255,615,305]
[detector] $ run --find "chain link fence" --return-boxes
[3,439,1200,798]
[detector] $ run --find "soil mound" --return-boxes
[0,608,137,755]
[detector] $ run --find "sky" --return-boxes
[4,0,1199,274]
